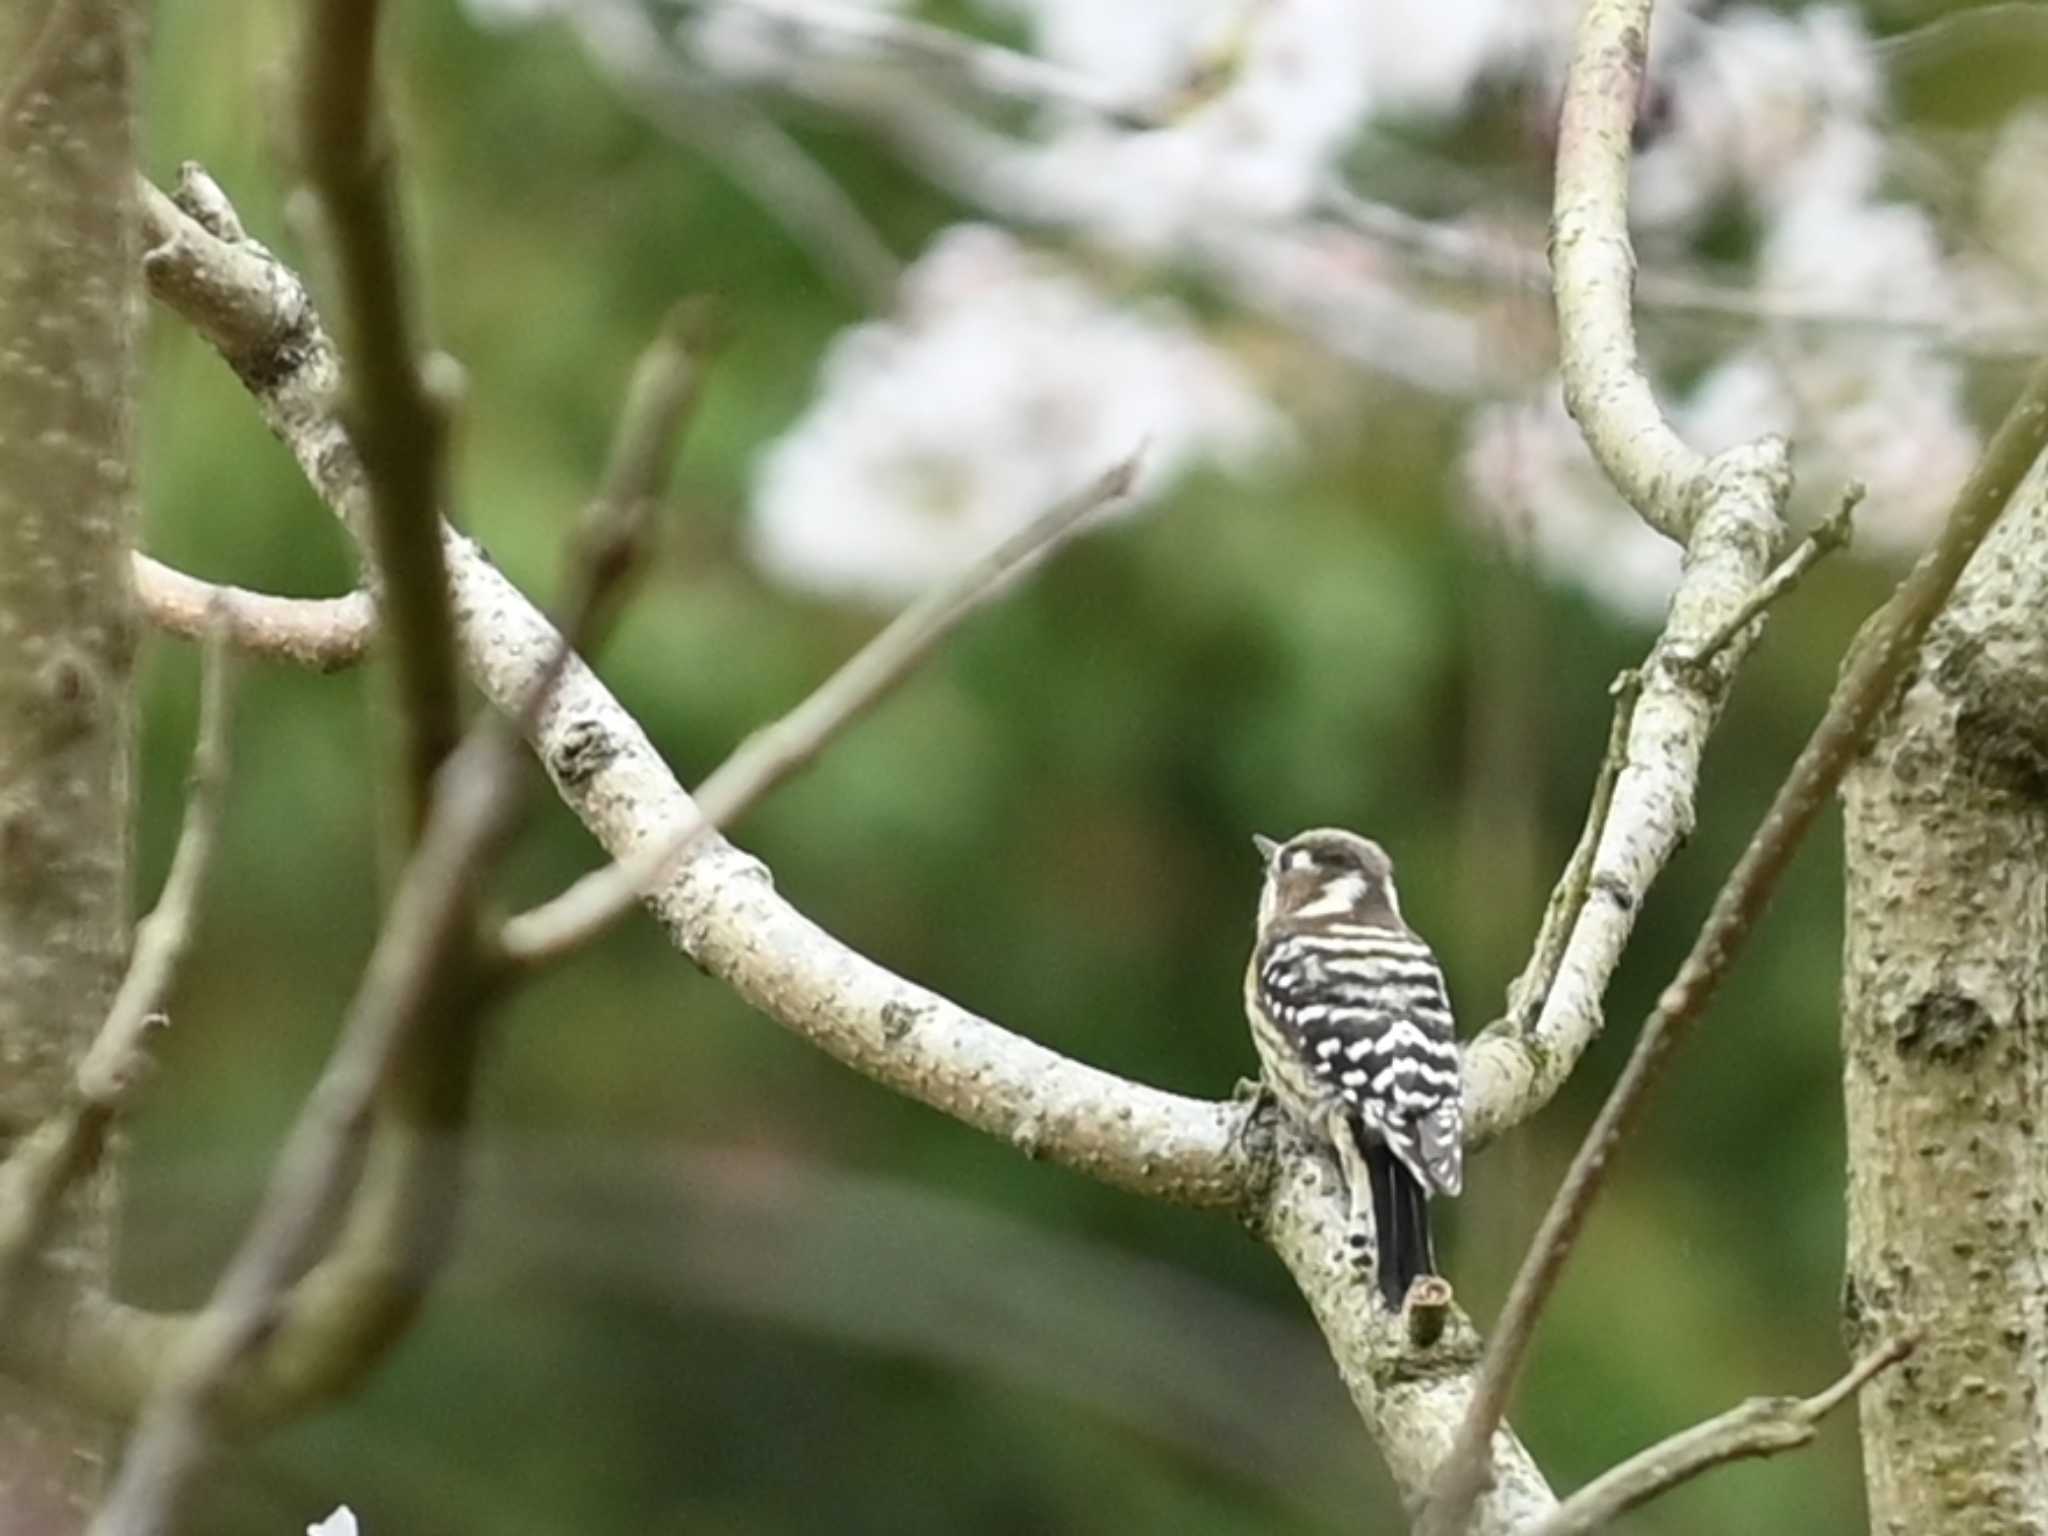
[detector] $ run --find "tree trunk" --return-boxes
[1842,451,2048,1536]
[0,0,144,1525]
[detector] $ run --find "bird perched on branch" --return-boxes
[1244,829,1463,1308]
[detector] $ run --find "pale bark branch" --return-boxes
[501,453,1138,966]
[1428,356,2048,1535]
[136,168,1251,1212]
[132,552,374,671]
[1549,0,1706,543]
[0,630,235,1289]
[1526,1339,1912,1536]
[1258,1124,1560,1533]
[1459,436,1788,1150]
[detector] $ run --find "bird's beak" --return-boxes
[1252,833,1280,863]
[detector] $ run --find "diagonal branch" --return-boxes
[86,295,716,1517]
[1458,432,1788,1152]
[298,0,461,832]
[1546,0,1705,543]
[1499,668,1639,1034]
[1460,0,1795,1149]
[1527,1339,1912,1536]
[136,167,1249,1208]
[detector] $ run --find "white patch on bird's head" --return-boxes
[1293,873,1370,917]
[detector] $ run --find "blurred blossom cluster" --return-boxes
[1465,2,1986,610]
[748,226,1289,603]
[1646,4,1980,556]
[467,0,2043,619]
[983,0,1375,246]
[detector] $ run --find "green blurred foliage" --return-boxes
[122,3,1980,1531]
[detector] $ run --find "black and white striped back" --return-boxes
[1246,917,1464,1198]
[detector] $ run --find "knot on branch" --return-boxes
[1893,986,1997,1064]
[550,717,618,787]
[1694,435,1792,539]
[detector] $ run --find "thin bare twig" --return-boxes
[1425,356,2048,1536]
[1676,483,1862,673]
[552,298,720,655]
[299,0,461,831]
[500,453,1141,966]
[132,552,374,671]
[1498,668,1640,1036]
[0,629,237,1291]
[1526,1339,1914,1536]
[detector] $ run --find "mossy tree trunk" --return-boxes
[0,0,145,1525]
[1842,452,2048,1536]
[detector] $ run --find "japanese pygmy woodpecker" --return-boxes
[1244,829,1463,1307]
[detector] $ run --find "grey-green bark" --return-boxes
[1842,451,2048,1536]
[0,0,144,1521]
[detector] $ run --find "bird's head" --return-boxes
[1253,827,1401,928]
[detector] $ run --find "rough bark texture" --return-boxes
[0,0,143,1524]
[1843,453,2048,1536]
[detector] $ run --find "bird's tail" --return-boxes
[1364,1139,1436,1309]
